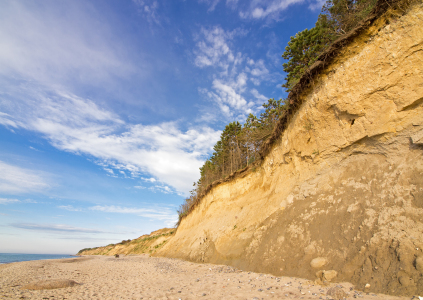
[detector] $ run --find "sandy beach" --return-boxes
[0,255,415,300]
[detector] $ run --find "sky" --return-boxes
[0,0,323,254]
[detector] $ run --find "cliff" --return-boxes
[78,228,174,256]
[155,1,423,296]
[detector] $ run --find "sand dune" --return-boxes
[0,255,413,299]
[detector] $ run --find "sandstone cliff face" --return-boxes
[156,2,423,296]
[79,228,174,256]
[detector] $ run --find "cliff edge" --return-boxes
[78,228,175,256]
[156,1,423,296]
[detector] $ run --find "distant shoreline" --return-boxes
[0,253,72,264]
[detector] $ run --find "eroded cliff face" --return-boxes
[78,228,174,256]
[156,2,423,296]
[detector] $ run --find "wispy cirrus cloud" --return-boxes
[57,203,178,226]
[0,198,37,204]
[89,205,177,226]
[58,205,83,212]
[132,0,161,25]
[0,112,19,128]
[0,1,133,88]
[0,161,50,194]
[199,0,222,11]
[11,223,106,234]
[0,1,225,195]
[148,185,175,194]
[0,198,20,204]
[1,85,220,194]
[308,0,326,10]
[239,0,306,20]
[198,0,318,21]
[251,89,268,102]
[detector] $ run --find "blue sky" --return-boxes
[0,0,322,254]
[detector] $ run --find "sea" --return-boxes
[0,253,73,264]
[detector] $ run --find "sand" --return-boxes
[0,255,414,299]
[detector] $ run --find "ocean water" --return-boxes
[0,253,72,264]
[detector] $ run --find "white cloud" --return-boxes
[141,177,157,183]
[250,59,269,77]
[193,26,275,120]
[201,0,307,18]
[238,0,306,20]
[11,223,106,234]
[200,72,256,117]
[132,0,161,25]
[0,198,20,204]
[194,27,234,68]
[0,3,183,197]
[89,205,177,225]
[245,59,271,86]
[0,0,220,194]
[103,168,116,176]
[29,146,41,152]
[199,0,221,11]
[0,1,132,89]
[0,112,19,128]
[213,79,248,110]
[226,0,239,8]
[0,88,220,194]
[250,78,261,86]
[149,185,176,194]
[0,161,50,194]
[58,205,82,212]
[58,203,177,225]
[251,89,268,102]
[309,0,326,10]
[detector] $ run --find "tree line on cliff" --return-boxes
[177,0,378,226]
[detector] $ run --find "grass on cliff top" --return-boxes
[77,229,175,255]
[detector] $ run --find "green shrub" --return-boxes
[77,248,92,254]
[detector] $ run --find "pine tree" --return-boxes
[282,0,377,92]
